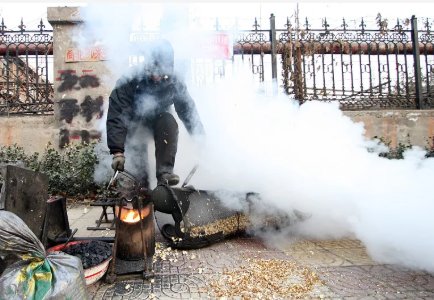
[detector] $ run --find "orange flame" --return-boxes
[122,209,140,223]
[116,205,151,224]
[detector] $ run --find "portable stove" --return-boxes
[105,171,155,283]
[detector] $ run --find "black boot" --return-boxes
[158,173,180,186]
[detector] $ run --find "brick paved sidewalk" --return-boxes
[68,204,434,299]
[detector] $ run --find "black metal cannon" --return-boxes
[152,184,254,249]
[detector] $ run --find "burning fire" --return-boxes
[122,210,140,223]
[116,205,150,224]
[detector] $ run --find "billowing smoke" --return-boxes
[184,76,434,275]
[78,4,434,274]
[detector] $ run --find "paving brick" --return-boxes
[64,204,434,299]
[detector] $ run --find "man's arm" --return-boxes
[106,78,135,154]
[172,80,205,136]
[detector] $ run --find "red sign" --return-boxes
[200,33,231,59]
[65,47,107,62]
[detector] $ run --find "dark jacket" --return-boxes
[106,74,204,154]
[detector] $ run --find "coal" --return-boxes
[63,241,112,269]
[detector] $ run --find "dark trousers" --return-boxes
[127,112,179,188]
[152,112,179,179]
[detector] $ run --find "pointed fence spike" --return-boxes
[0,17,6,34]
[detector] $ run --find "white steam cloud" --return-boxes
[79,4,434,274]
[183,76,434,274]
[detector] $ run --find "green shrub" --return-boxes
[0,142,100,196]
[372,136,412,159]
[425,137,434,158]
[373,135,434,159]
[0,143,40,169]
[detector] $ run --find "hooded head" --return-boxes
[148,39,174,79]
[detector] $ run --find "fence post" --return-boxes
[410,15,423,109]
[270,14,278,95]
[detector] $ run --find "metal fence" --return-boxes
[0,19,54,115]
[1,15,433,115]
[234,15,434,110]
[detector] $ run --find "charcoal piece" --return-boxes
[62,241,112,269]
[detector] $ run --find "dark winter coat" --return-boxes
[106,74,204,154]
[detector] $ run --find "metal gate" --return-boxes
[0,19,54,115]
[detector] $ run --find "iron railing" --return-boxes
[235,15,434,110]
[0,18,54,115]
[1,15,433,114]
[234,18,271,82]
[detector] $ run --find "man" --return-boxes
[106,39,204,187]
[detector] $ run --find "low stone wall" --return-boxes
[344,110,434,149]
[1,110,434,155]
[0,115,57,154]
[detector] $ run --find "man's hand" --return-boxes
[111,153,125,171]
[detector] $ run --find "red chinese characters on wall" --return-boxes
[65,47,107,62]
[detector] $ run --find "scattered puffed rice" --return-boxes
[206,258,323,299]
[189,214,249,237]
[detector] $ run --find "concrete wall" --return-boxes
[47,6,111,148]
[2,109,434,155]
[344,110,434,149]
[0,115,57,154]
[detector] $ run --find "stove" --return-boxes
[105,172,155,283]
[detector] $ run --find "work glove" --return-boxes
[111,153,125,171]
